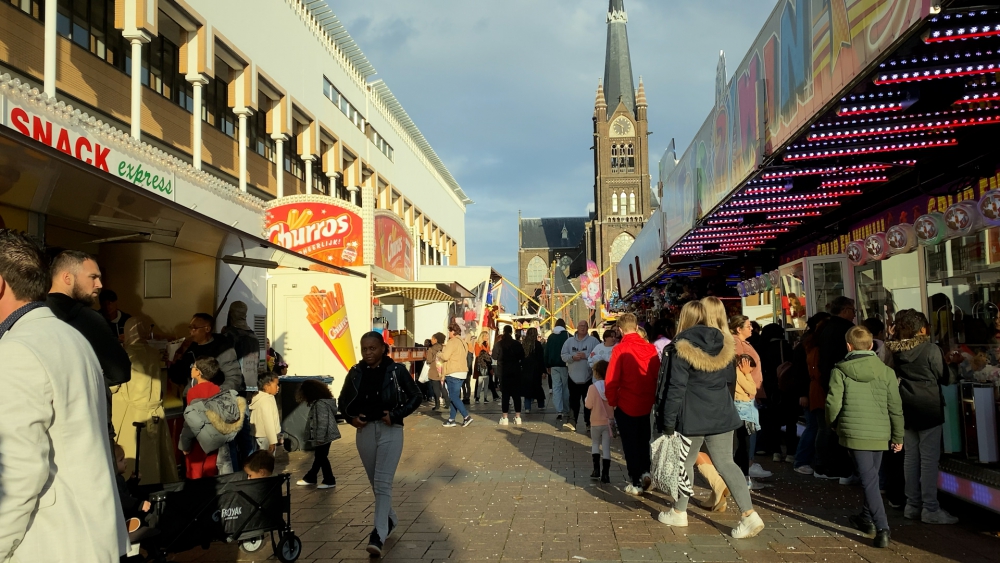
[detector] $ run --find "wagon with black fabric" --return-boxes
[138,473,302,562]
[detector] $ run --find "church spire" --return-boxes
[603,0,636,120]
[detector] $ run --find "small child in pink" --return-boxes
[585,360,613,483]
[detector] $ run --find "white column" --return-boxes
[43,0,57,98]
[272,134,287,198]
[327,171,340,199]
[235,108,251,192]
[347,186,359,206]
[126,35,149,140]
[187,75,207,169]
[304,155,315,195]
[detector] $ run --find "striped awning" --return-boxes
[373,282,471,304]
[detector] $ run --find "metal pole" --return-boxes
[539,265,615,324]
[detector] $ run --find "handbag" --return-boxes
[418,363,430,384]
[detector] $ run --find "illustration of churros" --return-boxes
[304,283,355,370]
[286,208,314,231]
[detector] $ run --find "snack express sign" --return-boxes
[2,101,175,200]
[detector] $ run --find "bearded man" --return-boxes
[47,250,131,387]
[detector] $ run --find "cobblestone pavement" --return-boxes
[177,401,999,563]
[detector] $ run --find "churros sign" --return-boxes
[264,199,363,268]
[374,211,413,280]
[304,284,355,370]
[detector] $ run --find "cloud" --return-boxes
[329,0,775,284]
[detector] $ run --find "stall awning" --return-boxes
[0,125,365,278]
[374,281,471,304]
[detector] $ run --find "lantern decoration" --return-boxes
[737,282,746,297]
[886,223,918,255]
[979,189,1000,227]
[768,270,780,288]
[759,275,771,292]
[865,232,890,261]
[847,240,868,266]
[748,277,760,294]
[915,212,949,245]
[944,200,983,237]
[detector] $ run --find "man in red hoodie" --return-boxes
[607,312,661,494]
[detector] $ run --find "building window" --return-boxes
[609,233,634,264]
[6,0,43,20]
[619,193,627,216]
[611,192,618,214]
[526,256,547,284]
[56,0,127,71]
[142,34,191,112]
[203,73,235,138]
[323,76,365,133]
[284,123,306,180]
[333,172,348,201]
[248,96,276,162]
[610,142,635,173]
[371,128,394,161]
[629,192,636,213]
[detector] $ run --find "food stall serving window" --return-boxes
[854,251,924,326]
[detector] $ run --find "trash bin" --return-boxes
[278,376,334,452]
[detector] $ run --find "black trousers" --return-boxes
[304,442,334,485]
[734,425,752,476]
[853,450,889,530]
[615,408,651,486]
[568,380,592,427]
[501,377,522,414]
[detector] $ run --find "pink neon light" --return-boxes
[808,114,1000,141]
[819,176,887,188]
[875,62,1000,84]
[685,232,785,242]
[742,185,790,195]
[693,222,801,233]
[955,90,1000,104]
[925,26,1000,43]
[784,138,957,161]
[728,191,861,208]
[836,102,903,116]
[705,218,743,225]
[767,211,824,220]
[718,202,841,217]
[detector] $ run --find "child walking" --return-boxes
[826,326,904,548]
[585,360,613,483]
[251,373,282,453]
[296,379,341,489]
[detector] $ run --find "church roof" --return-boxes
[553,265,579,295]
[519,217,588,249]
[604,0,636,120]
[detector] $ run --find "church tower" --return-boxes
[589,0,651,297]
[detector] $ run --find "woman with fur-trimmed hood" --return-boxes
[655,297,765,540]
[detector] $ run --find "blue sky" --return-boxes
[330,0,776,297]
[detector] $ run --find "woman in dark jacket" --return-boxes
[655,298,765,540]
[521,327,546,413]
[758,323,796,462]
[885,310,958,525]
[339,332,422,556]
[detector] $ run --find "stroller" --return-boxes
[127,422,303,562]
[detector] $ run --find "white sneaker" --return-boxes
[784,455,795,463]
[748,463,772,479]
[731,511,765,539]
[624,484,643,495]
[514,415,523,425]
[656,509,688,527]
[563,422,576,432]
[747,477,770,490]
[921,508,959,525]
[295,480,314,486]
[499,417,509,426]
[793,465,814,475]
[316,483,335,490]
[524,408,531,414]
[839,474,861,486]
[772,453,783,462]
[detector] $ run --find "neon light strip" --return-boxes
[808,114,1000,141]
[693,222,800,233]
[819,176,887,188]
[792,131,953,150]
[837,102,904,116]
[955,90,1000,104]
[785,138,957,161]
[758,162,911,180]
[926,25,1000,43]
[685,231,786,242]
[727,190,861,207]
[938,471,1000,513]
[717,201,840,216]
[705,217,744,225]
[813,106,991,132]
[671,246,763,256]
[876,61,1000,84]
[742,185,790,195]
[766,211,824,220]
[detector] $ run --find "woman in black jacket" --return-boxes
[521,327,546,413]
[655,298,765,540]
[339,331,422,556]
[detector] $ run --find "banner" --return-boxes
[264,196,363,268]
[374,211,413,280]
[303,283,355,371]
[579,261,601,310]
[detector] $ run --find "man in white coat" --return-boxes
[0,230,128,562]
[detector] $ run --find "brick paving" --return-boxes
[176,402,999,562]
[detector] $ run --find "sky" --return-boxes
[330,0,777,303]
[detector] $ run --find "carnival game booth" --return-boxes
[624,0,1000,512]
[0,76,365,483]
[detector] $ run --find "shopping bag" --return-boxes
[418,363,430,384]
[650,433,694,499]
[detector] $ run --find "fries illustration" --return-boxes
[303,284,355,370]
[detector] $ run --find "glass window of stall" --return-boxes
[854,251,925,327]
[924,229,1000,364]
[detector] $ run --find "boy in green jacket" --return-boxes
[826,326,904,549]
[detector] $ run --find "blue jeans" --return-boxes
[550,367,569,414]
[795,408,820,468]
[445,376,469,420]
